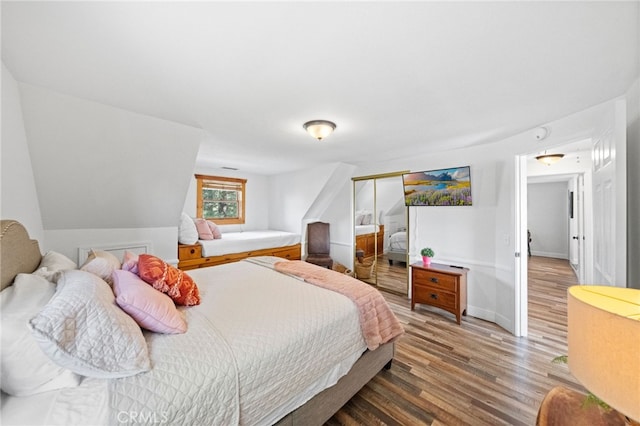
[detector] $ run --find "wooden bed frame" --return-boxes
[177,242,301,270]
[355,224,384,258]
[1,219,394,426]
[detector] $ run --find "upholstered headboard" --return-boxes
[0,220,42,291]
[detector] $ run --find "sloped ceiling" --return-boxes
[2,1,639,175]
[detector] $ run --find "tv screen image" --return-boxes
[402,166,472,206]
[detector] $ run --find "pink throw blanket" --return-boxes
[274,261,404,350]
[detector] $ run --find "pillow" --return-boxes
[178,212,198,245]
[207,220,222,239]
[194,218,214,240]
[361,212,373,225]
[122,250,139,274]
[29,270,151,379]
[33,251,77,281]
[1,273,81,396]
[137,254,201,306]
[112,269,187,334]
[80,249,121,284]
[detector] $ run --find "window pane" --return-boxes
[203,201,239,219]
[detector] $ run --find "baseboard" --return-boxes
[530,251,568,260]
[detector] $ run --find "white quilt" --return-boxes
[389,231,407,251]
[1,259,366,426]
[199,230,300,257]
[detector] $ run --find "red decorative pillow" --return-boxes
[137,254,201,306]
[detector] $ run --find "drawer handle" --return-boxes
[430,277,439,283]
[430,293,438,300]
[190,249,196,255]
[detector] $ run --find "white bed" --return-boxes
[354,224,379,236]
[1,220,399,426]
[387,231,407,265]
[199,230,300,257]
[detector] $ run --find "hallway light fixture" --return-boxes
[303,120,336,141]
[536,152,564,165]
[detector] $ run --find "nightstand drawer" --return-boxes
[413,271,457,292]
[178,244,202,261]
[413,285,457,311]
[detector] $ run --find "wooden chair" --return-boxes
[306,222,333,269]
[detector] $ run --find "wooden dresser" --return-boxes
[410,262,468,324]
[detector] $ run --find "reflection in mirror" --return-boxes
[354,180,377,285]
[353,174,408,295]
[375,176,407,295]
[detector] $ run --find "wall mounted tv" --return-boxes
[402,166,472,206]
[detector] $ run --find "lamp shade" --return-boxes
[567,285,640,421]
[303,120,336,140]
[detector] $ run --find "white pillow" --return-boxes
[80,249,121,285]
[1,273,81,396]
[178,212,198,244]
[29,270,151,379]
[33,250,77,281]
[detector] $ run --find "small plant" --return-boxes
[552,355,610,410]
[420,247,434,257]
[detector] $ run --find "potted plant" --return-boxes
[420,247,434,266]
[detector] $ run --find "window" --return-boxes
[195,175,246,225]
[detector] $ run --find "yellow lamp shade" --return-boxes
[568,285,640,422]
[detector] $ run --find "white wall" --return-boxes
[627,78,640,289]
[19,83,203,230]
[527,182,569,259]
[4,77,204,264]
[1,63,44,242]
[183,168,270,232]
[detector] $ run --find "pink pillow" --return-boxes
[112,269,187,334]
[207,220,222,239]
[122,251,139,274]
[194,218,214,240]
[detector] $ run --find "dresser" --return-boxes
[411,262,468,324]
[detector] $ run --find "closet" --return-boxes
[352,172,409,295]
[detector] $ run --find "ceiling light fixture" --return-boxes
[303,120,336,141]
[536,153,564,165]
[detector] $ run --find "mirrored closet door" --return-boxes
[353,171,409,295]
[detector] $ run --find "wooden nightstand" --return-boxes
[411,262,468,324]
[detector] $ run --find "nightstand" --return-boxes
[411,262,468,324]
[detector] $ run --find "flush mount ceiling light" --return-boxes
[303,120,336,141]
[536,152,565,165]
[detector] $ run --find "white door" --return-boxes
[592,99,627,287]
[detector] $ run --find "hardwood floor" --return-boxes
[327,256,584,425]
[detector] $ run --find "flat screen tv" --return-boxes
[402,166,472,206]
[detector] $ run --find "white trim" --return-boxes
[78,241,152,265]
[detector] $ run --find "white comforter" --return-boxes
[1,259,366,426]
[199,230,300,257]
[389,231,407,251]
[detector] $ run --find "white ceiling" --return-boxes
[2,1,638,175]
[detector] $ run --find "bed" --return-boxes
[178,230,301,270]
[386,231,407,265]
[1,220,401,425]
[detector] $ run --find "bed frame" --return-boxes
[355,225,384,258]
[1,219,394,426]
[386,248,407,265]
[177,242,302,270]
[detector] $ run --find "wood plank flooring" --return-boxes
[327,256,584,425]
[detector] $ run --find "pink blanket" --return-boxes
[274,261,404,350]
